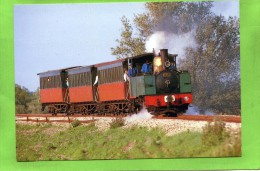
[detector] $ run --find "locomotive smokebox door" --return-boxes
[156,70,179,94]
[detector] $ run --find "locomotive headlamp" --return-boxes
[164,95,175,102]
[172,95,175,102]
[165,59,171,68]
[184,96,189,102]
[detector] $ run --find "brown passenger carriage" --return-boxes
[37,67,76,114]
[66,66,97,114]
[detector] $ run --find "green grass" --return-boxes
[109,117,125,129]
[16,122,241,161]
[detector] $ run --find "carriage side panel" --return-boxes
[98,82,126,101]
[69,86,93,103]
[67,66,95,103]
[38,70,68,104]
[97,61,127,102]
[40,88,66,103]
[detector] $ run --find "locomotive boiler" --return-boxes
[37,49,192,116]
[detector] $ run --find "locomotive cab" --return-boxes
[127,53,154,76]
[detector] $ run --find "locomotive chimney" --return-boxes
[160,49,169,70]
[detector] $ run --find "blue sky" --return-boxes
[14,1,239,91]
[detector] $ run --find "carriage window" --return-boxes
[40,75,62,89]
[98,66,124,84]
[68,72,92,87]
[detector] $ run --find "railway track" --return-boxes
[16,115,97,124]
[16,113,241,123]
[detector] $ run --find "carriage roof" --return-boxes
[37,52,178,76]
[37,66,80,77]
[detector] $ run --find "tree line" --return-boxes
[15,84,41,114]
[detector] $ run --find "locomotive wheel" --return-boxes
[151,111,160,116]
[148,106,160,116]
[135,107,139,114]
[147,106,155,113]
[177,112,184,116]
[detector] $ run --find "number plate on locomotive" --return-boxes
[163,72,172,77]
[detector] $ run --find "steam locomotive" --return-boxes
[38,49,192,116]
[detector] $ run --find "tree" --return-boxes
[111,2,240,114]
[15,84,32,114]
[133,13,154,40]
[179,16,240,114]
[27,88,42,114]
[145,2,213,33]
[15,84,42,114]
[111,2,214,58]
[111,16,147,59]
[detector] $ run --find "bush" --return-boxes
[71,119,81,128]
[217,129,241,157]
[202,118,228,146]
[109,117,125,129]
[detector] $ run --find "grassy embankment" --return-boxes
[16,119,241,161]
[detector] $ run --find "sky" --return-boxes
[14,1,239,91]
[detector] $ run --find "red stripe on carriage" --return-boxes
[69,86,94,103]
[40,88,66,103]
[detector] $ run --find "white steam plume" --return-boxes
[145,30,197,59]
[145,31,169,54]
[185,104,215,115]
[125,107,153,123]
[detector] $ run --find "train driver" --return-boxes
[141,60,152,74]
[169,61,177,71]
[128,64,138,77]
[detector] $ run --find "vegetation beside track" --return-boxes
[16,119,241,161]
